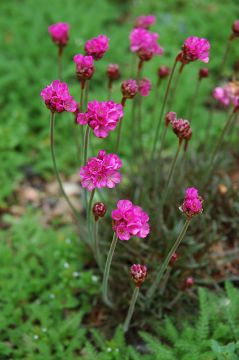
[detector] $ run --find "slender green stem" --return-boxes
[115,98,126,153]
[87,189,95,221]
[93,219,102,269]
[50,112,79,221]
[220,36,233,74]
[108,79,112,100]
[147,219,191,300]
[83,126,90,165]
[58,46,63,80]
[188,78,201,122]
[151,57,178,159]
[102,232,118,307]
[167,63,184,111]
[79,81,85,112]
[123,287,140,333]
[158,125,169,162]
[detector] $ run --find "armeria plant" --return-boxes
[41,15,239,333]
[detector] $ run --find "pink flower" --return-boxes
[41,80,77,113]
[158,66,170,79]
[139,78,152,96]
[180,36,210,64]
[48,23,69,47]
[185,277,194,288]
[107,64,120,80]
[134,15,156,29]
[85,34,109,60]
[130,28,163,61]
[73,54,95,81]
[171,118,192,144]
[77,100,124,138]
[112,200,150,241]
[121,79,138,99]
[80,150,122,191]
[213,82,239,109]
[130,264,147,287]
[165,111,177,126]
[181,187,203,219]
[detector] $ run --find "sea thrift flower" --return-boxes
[185,277,194,288]
[134,15,156,29]
[199,68,209,79]
[85,34,109,60]
[213,82,239,109]
[107,64,120,80]
[179,36,210,64]
[139,78,152,96]
[41,80,77,113]
[232,20,239,37]
[48,22,69,47]
[73,54,95,81]
[171,118,192,144]
[93,202,107,221]
[165,111,177,126]
[77,100,124,138]
[80,150,122,191]
[158,66,170,79]
[111,200,150,240]
[180,187,203,219]
[121,79,138,99]
[130,28,163,61]
[130,264,147,287]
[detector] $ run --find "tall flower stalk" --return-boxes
[189,68,209,121]
[102,232,118,306]
[92,202,107,268]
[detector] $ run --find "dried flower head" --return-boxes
[130,28,163,61]
[180,187,203,219]
[121,79,138,99]
[199,68,209,79]
[107,64,120,80]
[93,202,107,221]
[134,15,156,29]
[158,66,170,79]
[41,80,77,113]
[80,150,122,191]
[139,78,152,96]
[112,200,150,241]
[130,264,147,287]
[48,22,69,47]
[85,34,109,60]
[179,36,210,64]
[73,54,95,81]
[77,100,124,138]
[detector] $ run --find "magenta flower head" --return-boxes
[171,117,192,145]
[107,64,120,81]
[80,150,122,191]
[93,202,107,221]
[73,54,95,81]
[134,15,156,29]
[139,78,152,96]
[165,111,177,126]
[111,200,150,241]
[232,20,239,37]
[158,66,170,79]
[121,79,138,99]
[180,187,203,219]
[77,100,124,138]
[178,36,210,64]
[85,34,109,60]
[130,264,147,287]
[41,80,77,113]
[199,67,209,79]
[213,82,239,110]
[130,28,163,61]
[48,23,69,47]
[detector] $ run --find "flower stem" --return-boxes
[151,57,178,160]
[108,79,112,100]
[220,35,233,74]
[188,78,201,122]
[83,126,90,165]
[115,98,126,153]
[102,232,118,307]
[167,63,184,111]
[93,219,102,269]
[163,141,182,198]
[58,46,63,80]
[79,81,85,112]
[147,219,191,300]
[50,112,79,221]
[87,189,95,242]
[123,286,140,333]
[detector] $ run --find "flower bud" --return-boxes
[121,79,138,99]
[185,277,194,288]
[107,64,120,81]
[130,264,147,287]
[199,68,209,79]
[232,20,239,37]
[169,252,178,266]
[92,202,107,221]
[165,111,177,126]
[158,66,170,79]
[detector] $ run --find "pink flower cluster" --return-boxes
[139,78,152,96]
[121,79,138,99]
[48,23,69,47]
[134,15,156,29]
[130,28,163,61]
[112,200,150,241]
[85,34,109,60]
[41,80,77,113]
[181,187,203,219]
[80,150,122,191]
[77,100,124,138]
[130,264,147,287]
[73,54,95,81]
[179,36,210,64]
[213,82,239,109]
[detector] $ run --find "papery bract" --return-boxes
[80,150,122,191]
[130,28,163,61]
[85,34,109,60]
[41,80,77,113]
[48,23,69,47]
[139,78,152,96]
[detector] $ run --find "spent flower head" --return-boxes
[93,202,107,221]
[85,34,109,60]
[134,15,156,29]
[48,22,69,47]
[112,200,150,240]
[139,78,152,97]
[73,54,95,81]
[179,36,210,64]
[130,28,163,61]
[41,80,77,113]
[180,187,203,219]
[130,264,147,287]
[80,150,122,191]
